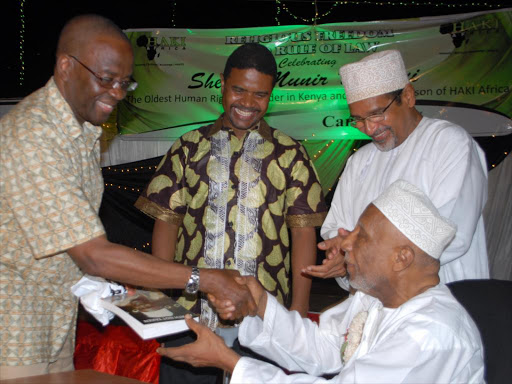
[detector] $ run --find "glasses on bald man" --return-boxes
[69,55,138,92]
[349,89,403,129]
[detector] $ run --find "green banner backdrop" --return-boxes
[119,9,512,192]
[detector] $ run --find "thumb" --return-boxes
[317,241,326,249]
[185,314,201,334]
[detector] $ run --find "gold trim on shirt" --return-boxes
[286,212,327,228]
[135,196,184,225]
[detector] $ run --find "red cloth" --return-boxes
[307,312,320,324]
[75,312,319,383]
[74,321,160,384]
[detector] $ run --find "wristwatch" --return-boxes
[185,266,200,294]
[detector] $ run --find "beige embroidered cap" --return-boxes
[372,180,456,259]
[339,50,410,104]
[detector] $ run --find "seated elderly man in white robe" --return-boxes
[305,50,489,288]
[157,180,485,383]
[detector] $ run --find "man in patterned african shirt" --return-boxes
[0,15,254,380]
[135,43,327,383]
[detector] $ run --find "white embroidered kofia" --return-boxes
[341,311,368,363]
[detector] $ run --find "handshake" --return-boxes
[201,269,268,322]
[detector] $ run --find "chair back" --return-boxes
[447,279,512,384]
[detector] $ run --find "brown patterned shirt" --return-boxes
[0,78,105,365]
[136,117,327,328]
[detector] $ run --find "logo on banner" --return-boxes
[136,35,187,60]
[440,19,501,48]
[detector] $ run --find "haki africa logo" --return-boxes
[136,35,186,60]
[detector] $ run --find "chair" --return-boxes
[447,279,512,384]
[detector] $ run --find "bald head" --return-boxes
[53,15,134,127]
[56,14,130,58]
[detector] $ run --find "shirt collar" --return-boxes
[47,77,103,142]
[207,114,273,142]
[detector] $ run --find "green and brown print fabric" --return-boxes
[136,117,327,329]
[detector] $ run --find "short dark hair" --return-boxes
[223,43,277,86]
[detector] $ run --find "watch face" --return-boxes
[186,282,199,294]
[186,268,200,294]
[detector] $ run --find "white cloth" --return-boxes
[70,275,126,326]
[322,117,489,289]
[232,286,484,383]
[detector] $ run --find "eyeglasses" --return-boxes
[349,90,403,129]
[69,55,138,92]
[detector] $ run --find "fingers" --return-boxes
[302,253,347,279]
[157,344,189,361]
[338,228,350,236]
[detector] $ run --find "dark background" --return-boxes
[2,0,510,99]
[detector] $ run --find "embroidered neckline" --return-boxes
[341,311,368,363]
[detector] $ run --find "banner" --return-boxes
[120,9,512,141]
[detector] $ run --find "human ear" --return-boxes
[392,246,414,272]
[55,54,73,82]
[402,84,416,108]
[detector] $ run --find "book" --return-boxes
[100,288,198,340]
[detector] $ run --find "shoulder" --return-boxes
[0,85,57,147]
[179,124,212,143]
[399,286,481,348]
[270,127,314,164]
[418,117,473,146]
[271,127,302,148]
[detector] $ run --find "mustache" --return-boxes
[231,104,260,113]
[371,126,391,139]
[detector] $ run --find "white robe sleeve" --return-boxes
[236,293,344,377]
[320,156,357,291]
[426,126,488,266]
[320,156,356,241]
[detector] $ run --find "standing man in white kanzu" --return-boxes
[156,180,485,383]
[305,50,489,288]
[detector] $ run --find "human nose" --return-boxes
[340,227,358,254]
[361,118,380,136]
[239,92,257,108]
[108,84,127,100]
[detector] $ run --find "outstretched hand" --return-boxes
[157,315,240,373]
[302,228,350,279]
[200,269,257,321]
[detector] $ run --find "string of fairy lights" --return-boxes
[274,0,503,25]
[16,1,505,83]
[19,0,26,86]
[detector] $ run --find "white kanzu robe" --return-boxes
[321,117,489,289]
[231,286,484,383]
